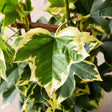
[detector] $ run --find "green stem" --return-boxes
[65,0,71,26]
[7,26,19,34]
[5,30,20,42]
[14,22,22,35]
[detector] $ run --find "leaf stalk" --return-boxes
[65,0,71,26]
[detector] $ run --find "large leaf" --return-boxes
[15,27,101,97]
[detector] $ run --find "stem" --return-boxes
[7,26,19,34]
[5,30,20,42]
[14,22,22,35]
[11,21,59,33]
[65,0,71,26]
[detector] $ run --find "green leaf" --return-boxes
[24,0,33,11]
[0,63,26,105]
[90,0,112,34]
[53,70,75,104]
[75,82,104,111]
[98,63,112,76]
[61,94,75,111]
[2,86,19,105]
[0,49,7,80]
[70,60,102,81]
[0,34,15,66]
[99,74,112,92]
[48,17,60,25]
[0,0,21,26]
[91,0,112,16]
[73,0,112,35]
[90,14,110,35]
[75,94,96,111]
[101,41,112,65]
[15,27,101,97]
[48,0,65,7]
[69,105,82,112]
[47,71,75,111]
[12,36,23,48]
[4,12,20,26]
[18,82,49,112]
[0,1,5,12]
[75,77,90,96]
[0,64,17,94]
[48,0,75,7]
[16,65,31,96]
[73,0,94,15]
[36,16,48,24]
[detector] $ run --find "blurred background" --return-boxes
[0,0,112,112]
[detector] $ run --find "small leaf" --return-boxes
[24,0,33,11]
[48,0,76,7]
[48,0,65,7]
[73,0,112,35]
[2,86,19,105]
[90,14,110,35]
[36,16,48,24]
[73,0,94,15]
[70,60,102,81]
[12,36,23,48]
[0,63,26,105]
[98,63,112,76]
[1,0,21,26]
[48,71,75,111]
[0,49,7,81]
[75,82,104,112]
[101,41,112,65]
[61,94,75,111]
[0,64,17,94]
[99,74,112,92]
[0,37,15,65]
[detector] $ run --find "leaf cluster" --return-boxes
[0,0,112,112]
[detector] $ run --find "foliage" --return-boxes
[0,0,112,112]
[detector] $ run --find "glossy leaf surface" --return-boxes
[70,61,102,81]
[15,27,102,97]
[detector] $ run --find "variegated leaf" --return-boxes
[47,71,75,111]
[0,49,7,81]
[70,60,102,81]
[15,27,101,97]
